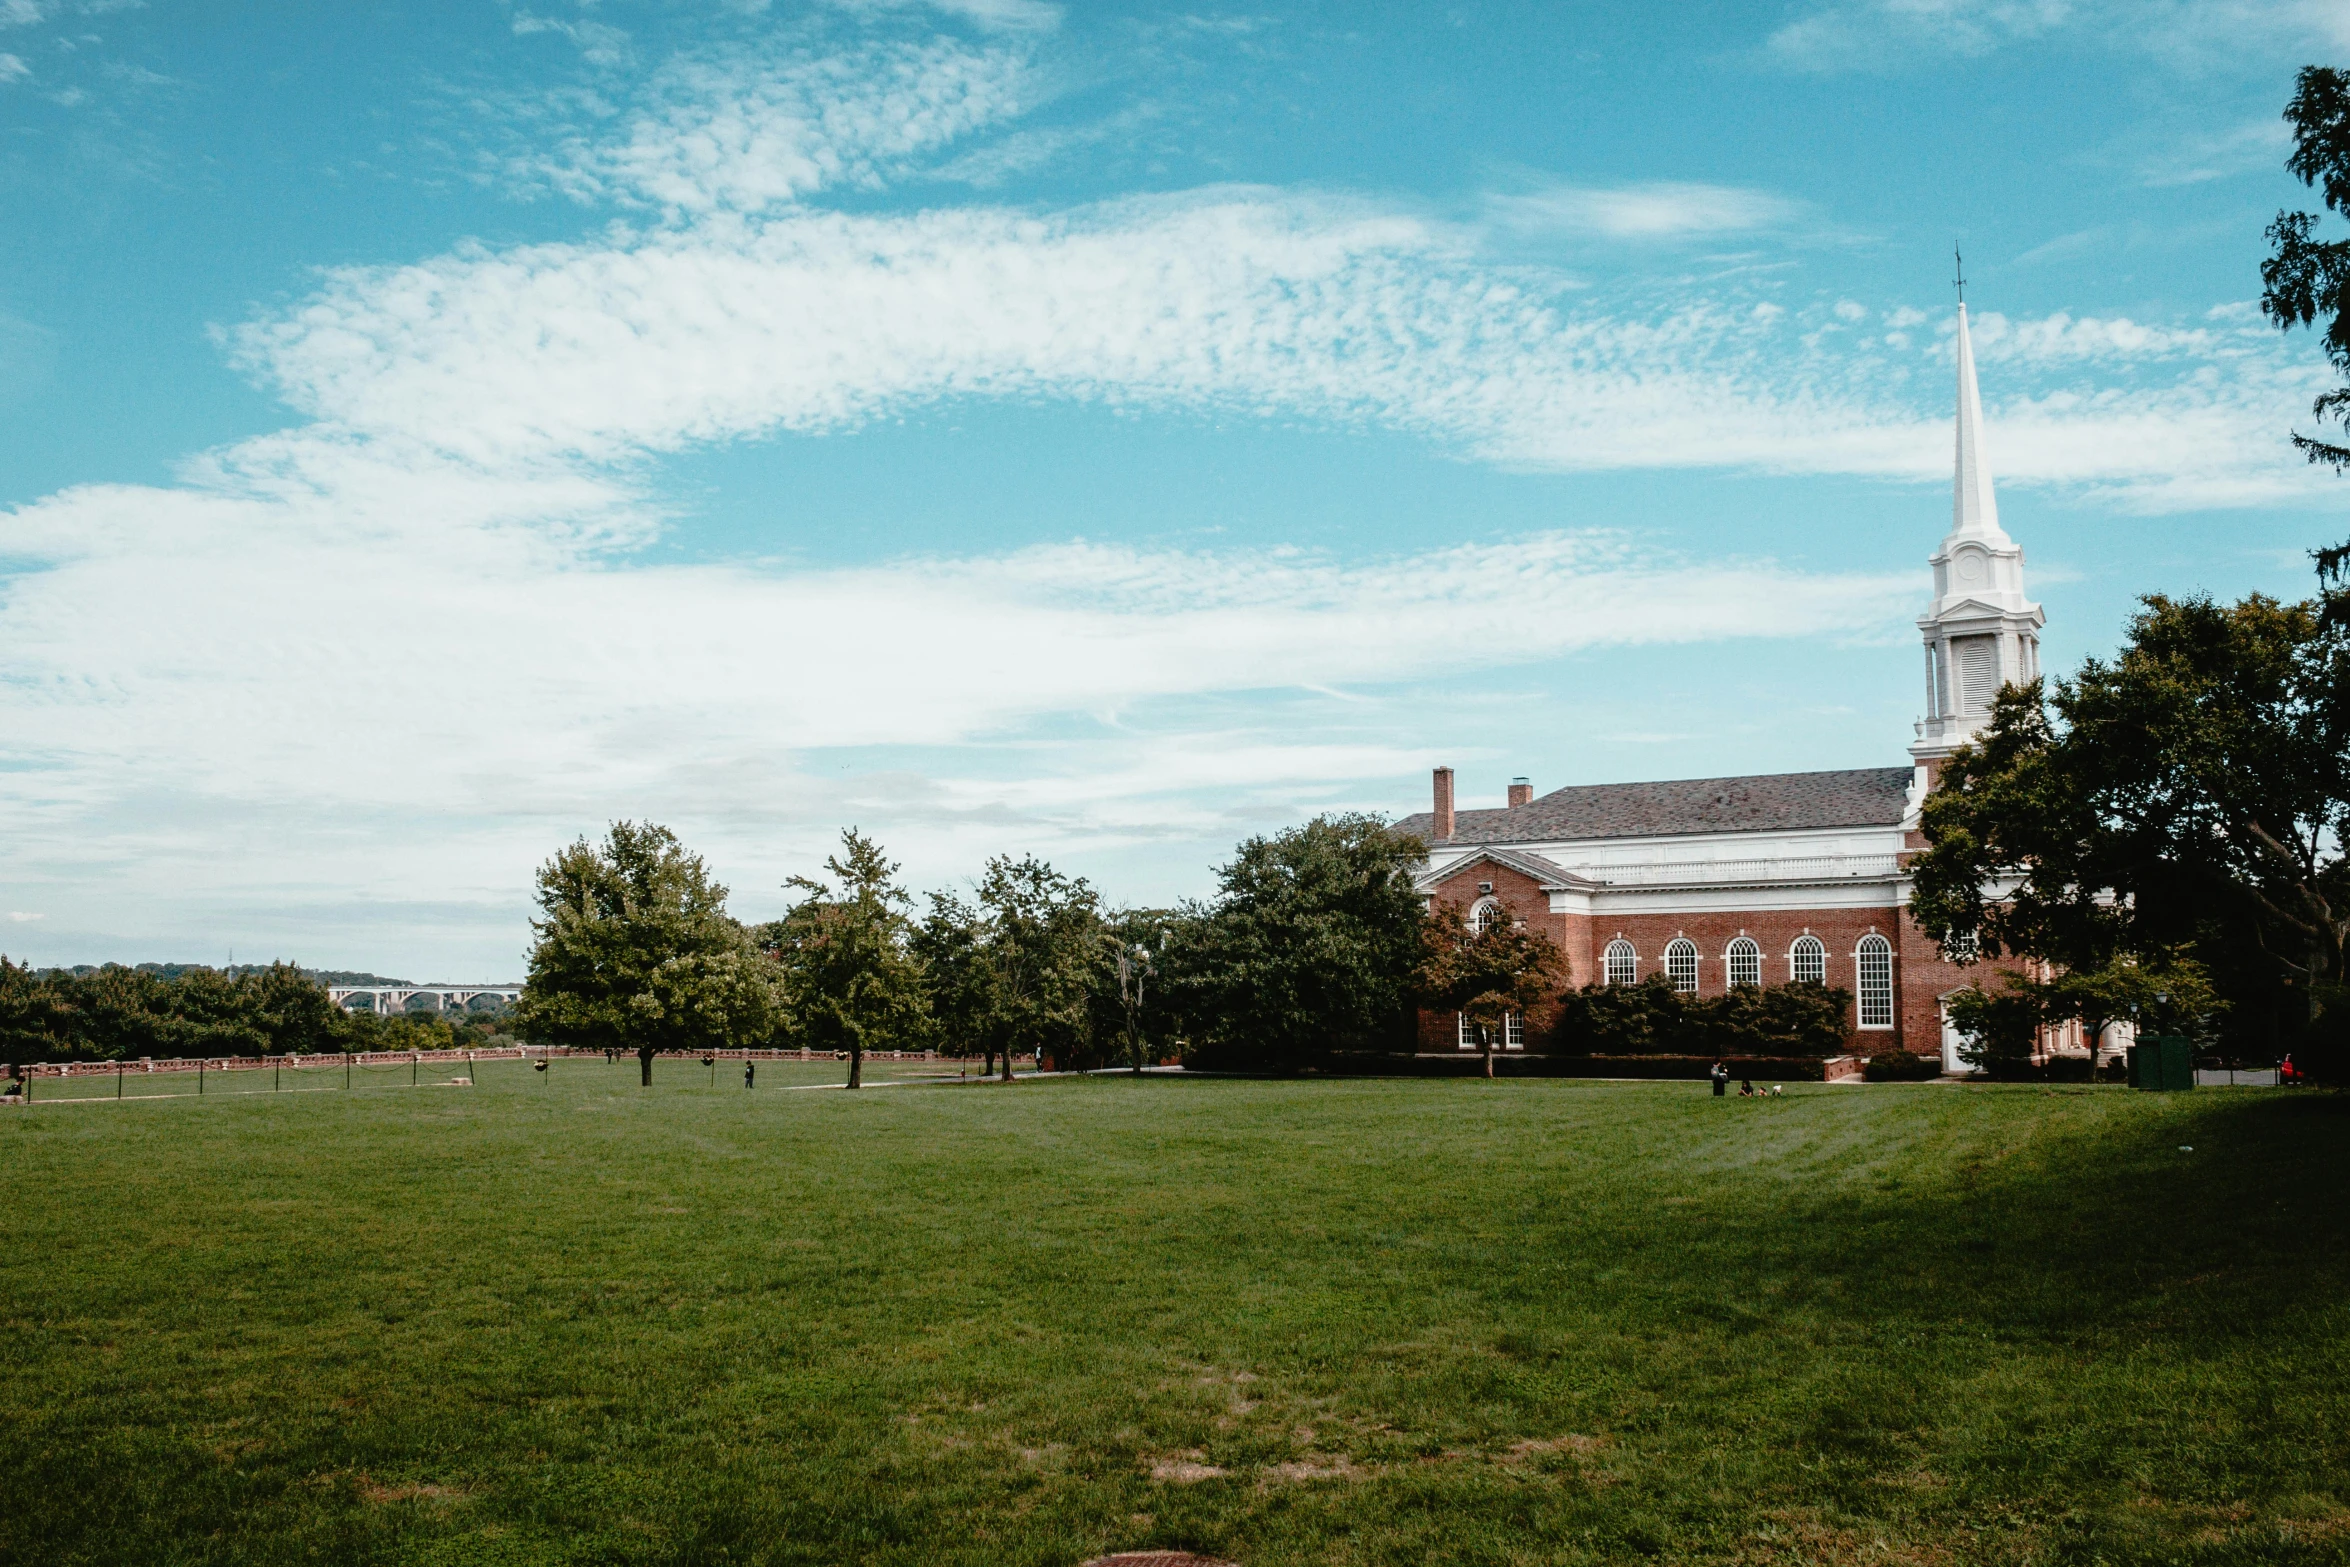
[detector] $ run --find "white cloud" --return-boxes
[512,13,633,68]
[0,0,51,26]
[1484,179,1805,242]
[1766,0,2350,70]
[1769,0,2070,69]
[823,0,1064,32]
[3,25,2338,970]
[4,913,43,924]
[0,51,25,81]
[214,186,2321,509]
[2136,118,2291,187]
[2011,228,2106,267]
[508,36,1036,213]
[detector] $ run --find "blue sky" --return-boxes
[4,0,2348,978]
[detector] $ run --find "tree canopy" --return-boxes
[1910,592,2350,1074]
[767,830,926,1088]
[1412,902,1568,1076]
[1167,814,1426,1069]
[514,821,777,1084]
[971,854,1102,1081]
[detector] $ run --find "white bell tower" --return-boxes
[1911,286,2043,773]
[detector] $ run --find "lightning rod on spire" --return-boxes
[1953,245,1965,304]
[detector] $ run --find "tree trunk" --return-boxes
[847,1046,863,1090]
[983,1047,995,1079]
[638,1046,654,1087]
[1484,1042,1494,1078]
[1001,1046,1015,1083]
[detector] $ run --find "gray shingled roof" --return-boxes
[1395,767,1913,846]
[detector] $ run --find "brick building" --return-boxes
[1397,303,2042,1070]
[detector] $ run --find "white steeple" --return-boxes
[1911,283,2044,774]
[1950,303,2008,545]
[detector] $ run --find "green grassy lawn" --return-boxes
[1,1074,2342,1567]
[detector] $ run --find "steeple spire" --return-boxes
[1910,287,2043,776]
[1949,300,2006,544]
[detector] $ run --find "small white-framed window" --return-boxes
[1725,936,1761,989]
[1457,1013,1522,1050]
[1664,938,1699,993]
[1603,939,1637,987]
[1790,934,1826,985]
[1856,934,1894,1028]
[1470,898,1506,935]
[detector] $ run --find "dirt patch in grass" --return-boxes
[1148,1453,1228,1483]
[356,1476,464,1506]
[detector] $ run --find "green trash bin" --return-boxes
[2129,1034,2194,1091]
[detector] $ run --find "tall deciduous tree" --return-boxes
[1094,907,1174,1074]
[1167,815,1427,1070]
[1413,902,1568,1077]
[1911,593,2350,1075]
[973,855,1101,1081]
[2264,68,2350,493]
[912,890,1004,1074]
[515,822,777,1085]
[769,830,926,1089]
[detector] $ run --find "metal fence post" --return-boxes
[346,1054,352,1090]
[117,1064,123,1100]
[275,1059,281,1092]
[411,1053,418,1087]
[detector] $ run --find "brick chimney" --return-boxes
[1432,766,1455,840]
[1508,776,1532,809]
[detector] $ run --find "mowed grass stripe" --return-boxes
[2,1075,2343,1566]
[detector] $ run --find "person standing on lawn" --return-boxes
[1711,1061,1729,1097]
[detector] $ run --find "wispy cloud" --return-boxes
[2,23,2337,968]
[2135,118,2290,187]
[1767,0,2350,72]
[511,12,633,69]
[0,51,26,82]
[1483,178,1806,242]
[502,36,1036,213]
[822,0,1065,32]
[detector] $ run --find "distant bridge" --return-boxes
[328,984,522,1015]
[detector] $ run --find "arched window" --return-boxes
[1664,938,1699,993]
[1470,898,1506,935]
[1856,934,1894,1028]
[1790,935,1826,985]
[1725,937,1761,989]
[1603,939,1637,987]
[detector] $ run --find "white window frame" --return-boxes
[1855,934,1895,1029]
[1603,939,1637,987]
[1789,935,1826,986]
[1725,937,1761,988]
[1469,897,1506,935]
[1664,938,1699,994]
[1457,1012,1523,1050]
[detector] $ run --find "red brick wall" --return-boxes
[1421,859,1950,1057]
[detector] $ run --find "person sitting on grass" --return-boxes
[1739,1079,1755,1098]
